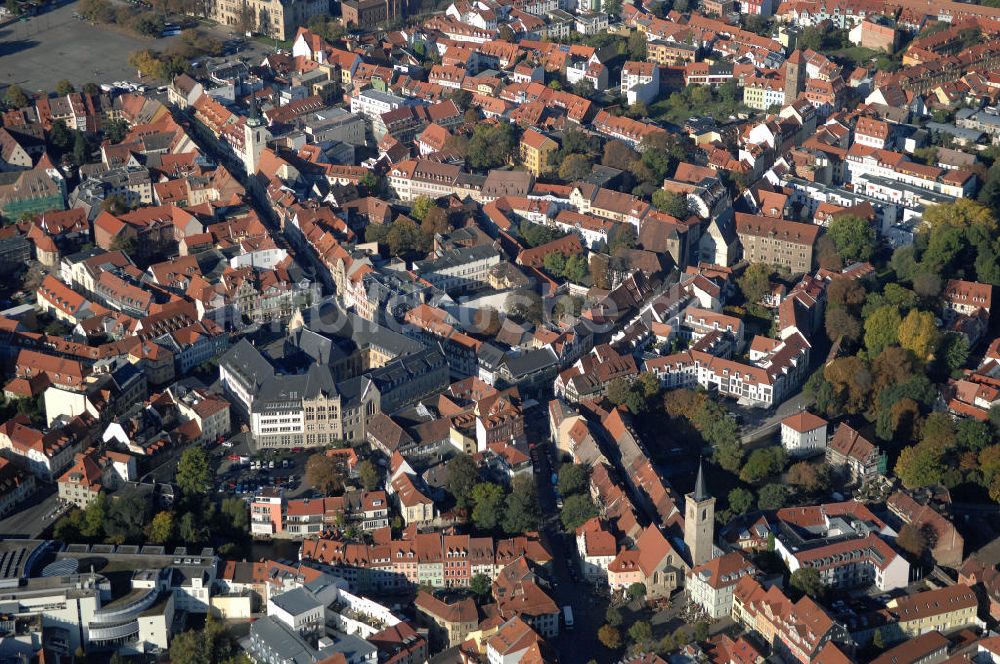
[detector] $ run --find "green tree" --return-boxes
[714,437,744,475]
[149,511,175,544]
[922,198,997,233]
[563,254,589,283]
[921,226,963,276]
[73,131,90,165]
[54,508,84,541]
[608,224,637,254]
[557,464,589,496]
[220,497,249,532]
[626,30,647,59]
[55,80,75,95]
[605,606,623,626]
[386,217,426,258]
[507,289,543,324]
[82,493,108,539]
[5,85,28,109]
[104,119,130,144]
[598,624,622,650]
[919,410,952,446]
[757,483,787,510]
[561,128,601,158]
[602,140,638,171]
[790,567,824,599]
[864,306,902,356]
[304,453,344,495]
[739,447,786,484]
[898,309,938,360]
[48,119,73,152]
[957,419,992,452]
[109,234,137,256]
[913,270,942,299]
[409,195,435,222]
[360,171,385,196]
[105,494,151,543]
[627,582,647,600]
[471,482,506,530]
[543,251,567,276]
[558,153,592,181]
[728,487,754,515]
[358,459,380,491]
[826,215,875,262]
[891,244,918,281]
[895,444,944,489]
[787,461,830,493]
[693,621,710,642]
[503,475,540,534]
[466,122,517,170]
[738,263,772,305]
[168,616,240,664]
[176,447,211,497]
[446,453,480,509]
[561,493,597,530]
[651,189,689,217]
[178,511,206,545]
[470,573,492,601]
[629,620,653,644]
[825,307,862,344]
[519,220,564,247]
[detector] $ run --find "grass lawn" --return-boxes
[829,46,880,63]
[252,33,292,51]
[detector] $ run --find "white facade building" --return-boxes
[780,411,828,456]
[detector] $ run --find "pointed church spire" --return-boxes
[692,458,709,502]
[247,87,264,128]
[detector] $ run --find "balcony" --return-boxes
[88,619,140,642]
[91,587,160,624]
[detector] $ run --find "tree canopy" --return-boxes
[826,215,875,262]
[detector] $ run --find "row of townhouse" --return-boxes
[732,575,853,663]
[643,331,811,408]
[250,487,391,538]
[298,531,552,594]
[845,143,977,205]
[0,413,92,481]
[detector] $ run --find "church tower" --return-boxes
[784,49,805,105]
[242,91,271,176]
[684,460,716,567]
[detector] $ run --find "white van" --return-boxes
[563,605,574,630]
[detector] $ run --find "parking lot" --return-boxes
[212,439,316,502]
[0,1,178,93]
[0,0,274,94]
[0,486,68,539]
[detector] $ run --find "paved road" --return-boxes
[0,1,277,94]
[739,385,812,446]
[530,420,613,663]
[0,0,181,93]
[0,485,66,538]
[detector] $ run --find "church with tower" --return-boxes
[685,461,717,568]
[241,93,271,176]
[784,49,806,105]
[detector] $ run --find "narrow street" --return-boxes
[530,420,612,663]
